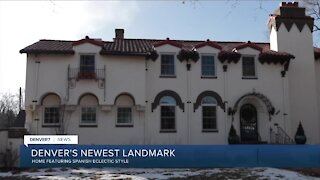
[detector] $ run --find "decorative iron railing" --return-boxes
[68,68,105,80]
[270,126,294,144]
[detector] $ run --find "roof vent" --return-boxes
[115,29,124,39]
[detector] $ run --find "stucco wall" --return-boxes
[272,23,320,143]
[24,23,319,144]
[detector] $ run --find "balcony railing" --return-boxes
[68,68,105,80]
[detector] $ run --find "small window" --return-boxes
[161,54,175,76]
[44,107,60,124]
[160,96,176,131]
[81,107,96,124]
[202,96,217,131]
[117,107,132,124]
[201,55,215,77]
[242,56,256,77]
[80,55,95,73]
[115,94,135,127]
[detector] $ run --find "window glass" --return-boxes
[80,55,95,72]
[201,55,215,76]
[242,57,255,77]
[202,106,217,130]
[81,107,96,123]
[160,96,176,130]
[117,107,132,124]
[160,96,176,105]
[161,106,175,130]
[201,96,217,105]
[201,96,217,130]
[161,55,175,76]
[44,107,60,124]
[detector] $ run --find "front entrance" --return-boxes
[240,104,258,143]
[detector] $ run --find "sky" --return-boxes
[0,0,311,94]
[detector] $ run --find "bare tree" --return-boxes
[0,92,20,128]
[301,0,320,31]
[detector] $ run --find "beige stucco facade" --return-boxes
[22,2,320,144]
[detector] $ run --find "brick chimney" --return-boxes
[268,2,313,32]
[115,29,124,39]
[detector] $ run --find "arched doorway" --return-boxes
[240,104,258,143]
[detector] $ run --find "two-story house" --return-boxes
[20,2,320,144]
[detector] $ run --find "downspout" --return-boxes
[186,60,191,144]
[281,70,289,136]
[223,64,228,144]
[66,65,70,101]
[34,58,40,134]
[144,59,148,144]
[104,65,106,102]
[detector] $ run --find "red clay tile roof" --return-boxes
[314,48,320,60]
[73,36,104,47]
[194,40,222,50]
[20,40,74,54]
[20,38,270,54]
[19,37,319,61]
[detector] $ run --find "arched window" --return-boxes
[79,94,98,125]
[202,96,217,131]
[115,94,134,126]
[42,93,61,126]
[160,96,176,131]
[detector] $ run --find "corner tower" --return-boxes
[269,2,319,143]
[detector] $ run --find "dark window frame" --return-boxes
[201,55,216,77]
[80,54,95,73]
[160,54,175,77]
[160,96,176,131]
[44,107,60,125]
[242,56,256,78]
[201,96,218,131]
[117,107,133,125]
[81,106,97,124]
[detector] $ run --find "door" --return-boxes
[240,104,258,143]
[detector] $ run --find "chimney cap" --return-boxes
[115,29,124,39]
[281,2,299,7]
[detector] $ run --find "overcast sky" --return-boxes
[1,0,313,94]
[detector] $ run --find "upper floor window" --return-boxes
[201,96,217,131]
[80,55,95,73]
[79,94,98,126]
[201,55,216,77]
[160,96,176,131]
[242,56,256,78]
[115,94,134,127]
[161,54,175,76]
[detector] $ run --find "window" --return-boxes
[160,96,176,131]
[79,94,98,126]
[41,93,61,126]
[202,96,217,131]
[44,107,60,124]
[161,54,175,76]
[201,55,216,77]
[242,56,256,77]
[80,55,95,73]
[117,107,132,124]
[115,94,135,127]
[81,107,96,123]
